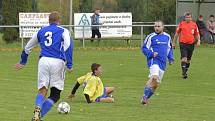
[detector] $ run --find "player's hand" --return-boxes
[196,40,200,47]
[153,52,158,57]
[68,94,75,100]
[169,61,174,65]
[14,63,25,70]
[67,68,73,73]
[172,43,176,49]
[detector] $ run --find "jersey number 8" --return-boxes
[44,31,53,46]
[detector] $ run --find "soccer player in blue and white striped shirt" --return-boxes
[15,11,73,121]
[141,20,174,105]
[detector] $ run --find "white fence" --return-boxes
[0,24,178,48]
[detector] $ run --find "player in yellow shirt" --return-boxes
[68,63,115,103]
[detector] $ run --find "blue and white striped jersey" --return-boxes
[141,32,174,70]
[20,23,73,69]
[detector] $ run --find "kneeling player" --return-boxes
[68,63,115,103]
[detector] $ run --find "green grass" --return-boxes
[0,47,215,121]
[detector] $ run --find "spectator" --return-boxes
[91,8,103,43]
[196,15,209,43]
[206,15,215,43]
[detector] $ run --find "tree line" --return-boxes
[1,0,176,43]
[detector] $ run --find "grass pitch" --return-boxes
[0,46,215,121]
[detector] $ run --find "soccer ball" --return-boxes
[57,102,70,114]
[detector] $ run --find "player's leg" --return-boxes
[41,58,65,118]
[181,57,188,79]
[99,97,114,103]
[95,87,114,103]
[141,64,162,105]
[105,87,115,94]
[32,86,48,121]
[35,87,48,109]
[186,44,194,75]
[179,43,188,79]
[105,87,115,98]
[32,57,50,121]
[141,75,159,104]
[41,87,61,117]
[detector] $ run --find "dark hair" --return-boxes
[209,15,214,18]
[199,15,203,18]
[95,8,100,11]
[91,63,101,73]
[184,12,192,17]
[94,8,100,14]
[49,11,60,23]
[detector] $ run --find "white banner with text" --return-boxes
[19,13,50,38]
[74,13,132,39]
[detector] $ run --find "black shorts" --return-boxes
[179,42,194,60]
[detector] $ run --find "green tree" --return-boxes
[146,0,176,34]
[117,0,145,21]
[116,0,176,34]
[37,0,79,24]
[73,0,80,13]
[2,0,17,43]
[17,0,32,13]
[79,0,93,12]
[2,0,32,43]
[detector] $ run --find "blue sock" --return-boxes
[144,86,154,99]
[41,98,54,117]
[35,93,45,108]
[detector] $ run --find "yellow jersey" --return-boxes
[77,72,104,102]
[77,72,92,85]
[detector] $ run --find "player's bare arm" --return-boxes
[196,34,201,47]
[172,33,179,49]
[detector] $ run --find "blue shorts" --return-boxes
[95,88,107,102]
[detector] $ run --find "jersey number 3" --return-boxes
[44,31,53,46]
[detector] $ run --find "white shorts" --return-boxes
[38,57,66,90]
[149,64,165,83]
